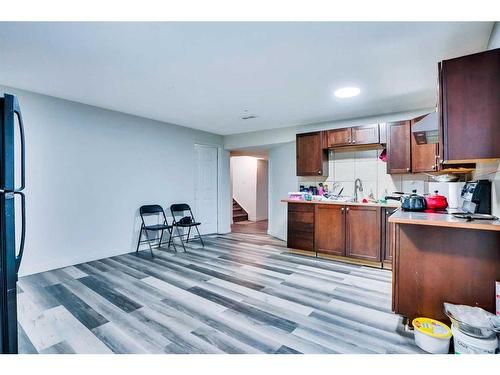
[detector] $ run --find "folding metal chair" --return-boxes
[136,205,177,257]
[170,203,205,251]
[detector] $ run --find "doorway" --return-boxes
[229,149,269,235]
[194,144,218,234]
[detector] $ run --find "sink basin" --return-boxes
[325,196,352,203]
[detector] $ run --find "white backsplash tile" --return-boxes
[335,181,354,197]
[355,160,378,181]
[334,161,355,181]
[354,149,379,160]
[402,179,426,195]
[360,180,377,201]
[333,150,354,163]
[298,148,429,199]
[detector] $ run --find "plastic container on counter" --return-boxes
[412,317,452,354]
[451,325,499,354]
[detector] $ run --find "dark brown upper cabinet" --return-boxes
[411,116,439,173]
[296,132,328,176]
[326,128,352,147]
[386,120,411,174]
[439,48,500,163]
[351,124,380,145]
[325,124,380,148]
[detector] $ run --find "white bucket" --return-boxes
[451,325,499,354]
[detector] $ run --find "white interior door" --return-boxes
[194,145,218,234]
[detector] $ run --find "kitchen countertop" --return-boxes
[388,209,500,232]
[281,198,400,208]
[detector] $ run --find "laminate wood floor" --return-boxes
[17,232,424,354]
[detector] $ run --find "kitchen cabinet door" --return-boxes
[381,207,397,263]
[351,124,379,145]
[296,132,328,176]
[287,203,315,252]
[411,118,438,173]
[345,206,381,261]
[379,123,387,144]
[327,128,352,147]
[386,120,411,174]
[315,204,345,256]
[440,48,500,162]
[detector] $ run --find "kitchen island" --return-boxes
[281,199,399,268]
[389,210,500,324]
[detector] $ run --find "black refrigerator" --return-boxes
[0,94,26,354]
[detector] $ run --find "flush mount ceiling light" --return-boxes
[334,87,361,98]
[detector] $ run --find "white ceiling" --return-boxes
[0,22,494,135]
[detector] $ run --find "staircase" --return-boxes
[233,199,248,222]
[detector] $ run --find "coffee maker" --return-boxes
[460,180,492,214]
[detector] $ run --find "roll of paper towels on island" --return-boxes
[428,182,465,209]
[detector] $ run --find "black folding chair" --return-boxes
[136,205,177,257]
[170,203,205,251]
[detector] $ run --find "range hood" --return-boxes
[412,111,438,144]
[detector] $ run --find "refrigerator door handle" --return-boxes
[12,96,25,192]
[13,191,26,272]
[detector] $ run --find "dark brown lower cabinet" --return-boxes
[315,204,345,256]
[286,202,391,267]
[381,207,397,266]
[392,223,500,323]
[345,206,381,261]
[287,203,315,252]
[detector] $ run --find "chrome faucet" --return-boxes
[354,178,363,202]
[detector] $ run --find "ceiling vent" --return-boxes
[241,115,258,120]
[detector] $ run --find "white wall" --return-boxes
[230,156,268,222]
[256,159,269,221]
[487,22,500,49]
[1,85,229,276]
[268,142,298,240]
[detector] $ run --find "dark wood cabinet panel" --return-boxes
[379,123,387,144]
[315,204,345,256]
[351,124,379,145]
[440,48,500,162]
[381,207,397,263]
[327,128,352,147]
[393,224,500,323]
[296,132,328,176]
[287,204,314,252]
[386,120,411,174]
[345,206,381,261]
[411,117,438,173]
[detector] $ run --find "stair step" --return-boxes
[232,199,248,222]
[233,215,248,222]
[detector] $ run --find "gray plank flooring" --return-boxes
[17,232,424,354]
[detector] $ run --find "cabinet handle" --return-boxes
[432,164,436,170]
[318,170,322,175]
[406,167,410,172]
[341,207,344,212]
[352,139,356,144]
[346,207,349,212]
